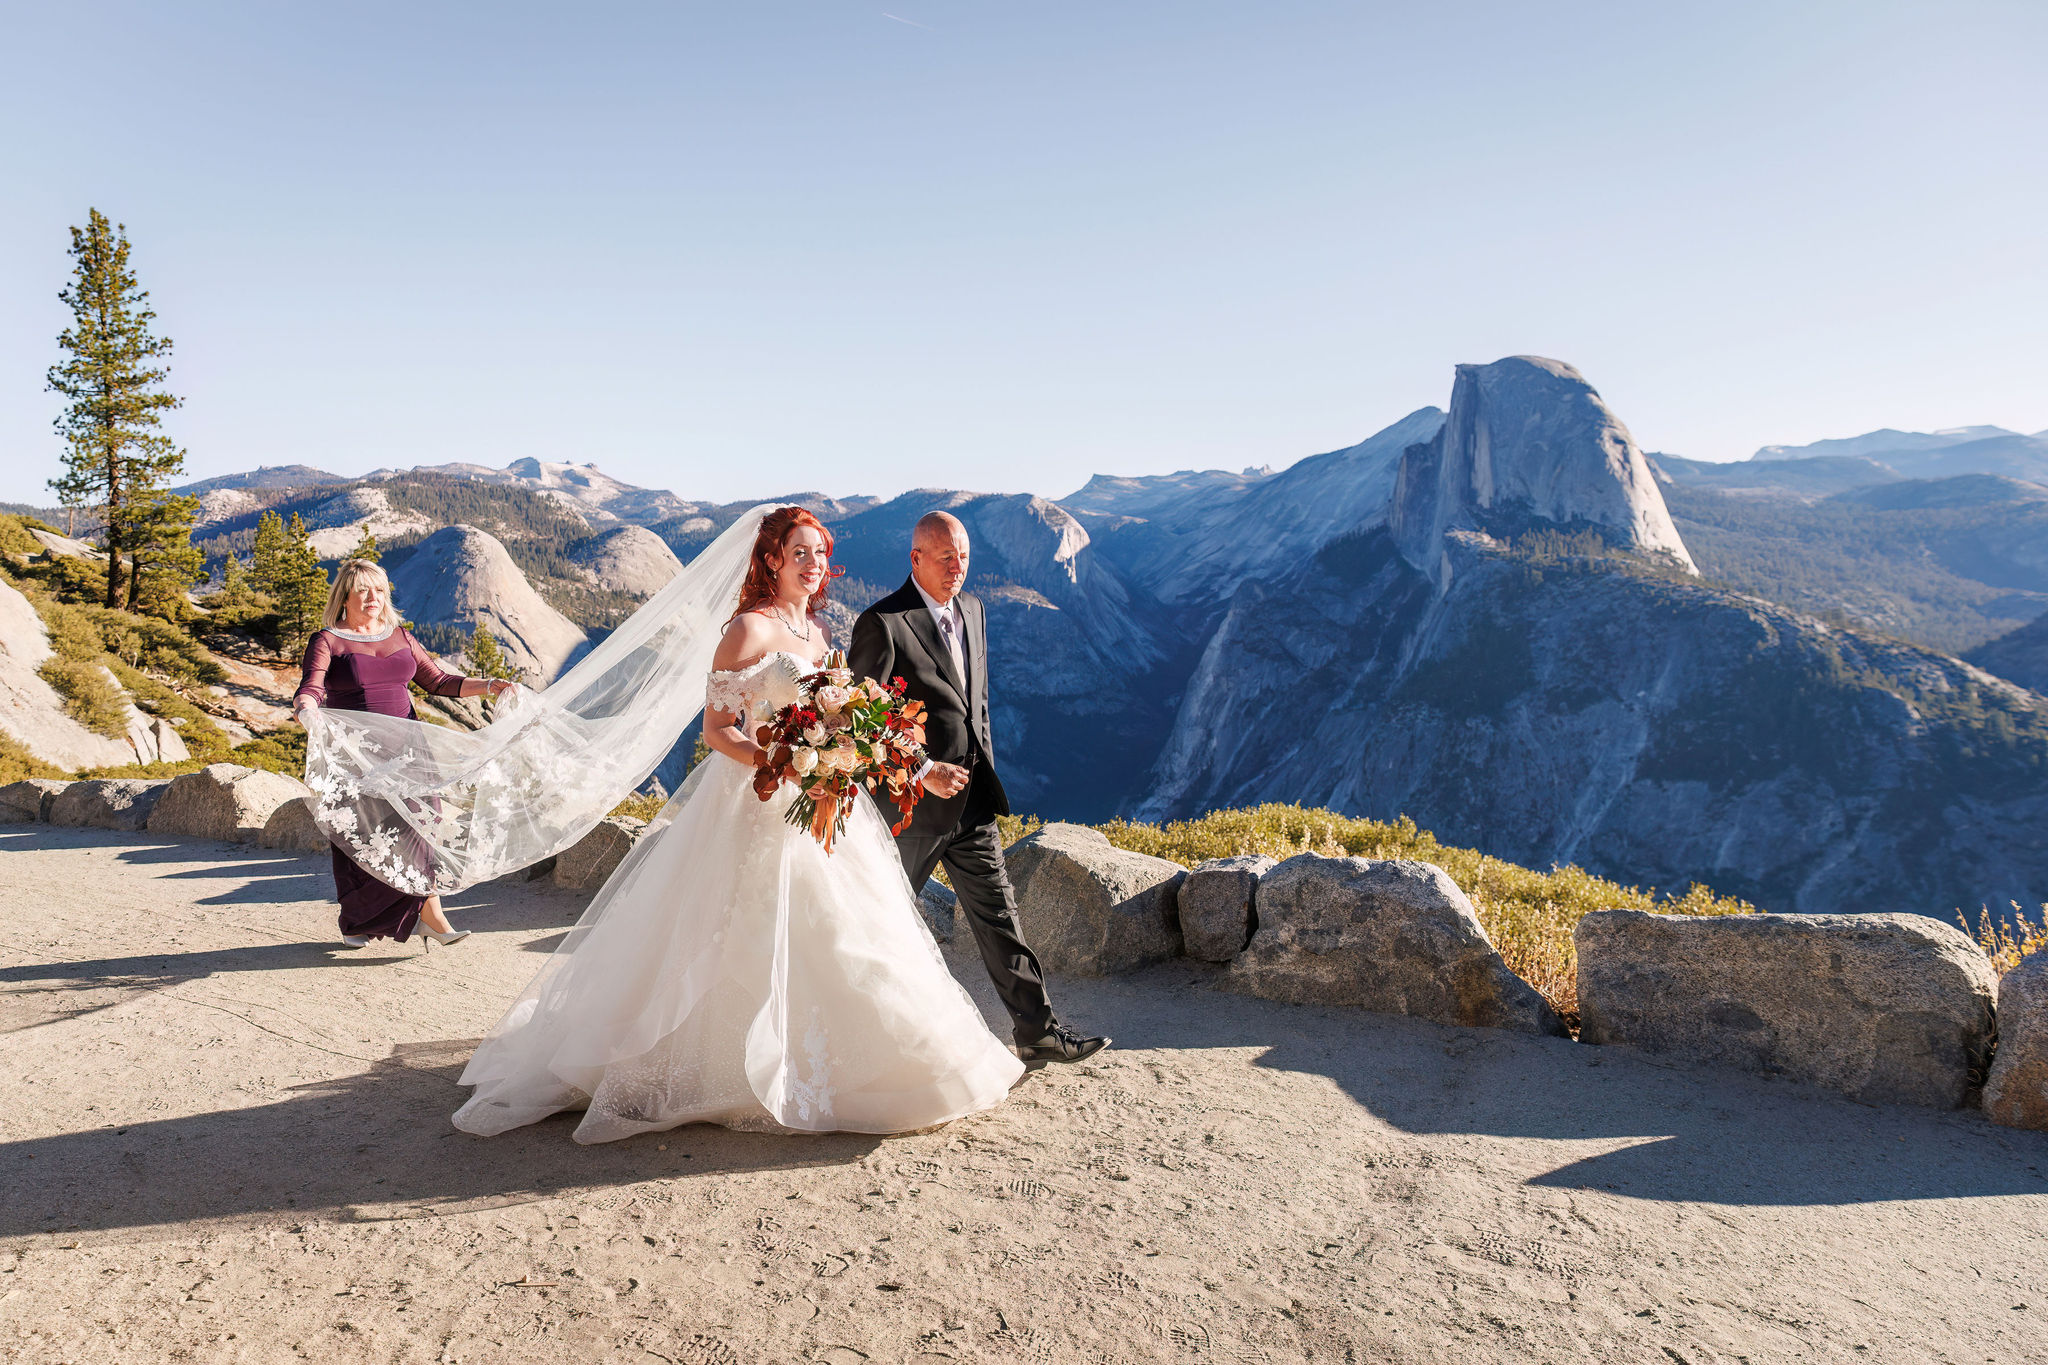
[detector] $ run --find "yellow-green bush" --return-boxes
[0,513,53,557]
[37,657,128,738]
[1003,803,1752,1027]
[0,729,65,784]
[609,791,667,822]
[1962,904,2048,976]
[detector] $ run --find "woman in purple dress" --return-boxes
[293,558,517,948]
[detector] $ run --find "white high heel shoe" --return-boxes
[339,934,370,948]
[419,927,472,948]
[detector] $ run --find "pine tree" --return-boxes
[253,510,329,656]
[349,526,380,562]
[124,488,207,620]
[465,622,517,681]
[209,549,265,611]
[45,210,187,609]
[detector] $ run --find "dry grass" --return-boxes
[1961,904,2048,976]
[1013,804,1755,1027]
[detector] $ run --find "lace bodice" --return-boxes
[705,651,813,722]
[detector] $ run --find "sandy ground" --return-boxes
[4,826,2048,1365]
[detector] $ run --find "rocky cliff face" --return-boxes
[1083,407,1446,605]
[828,491,1176,816]
[1391,357,1695,585]
[387,525,589,681]
[1138,529,2048,917]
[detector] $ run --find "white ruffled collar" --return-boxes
[328,623,398,643]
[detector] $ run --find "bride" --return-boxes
[302,505,1024,1142]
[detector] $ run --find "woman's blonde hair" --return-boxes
[324,558,400,632]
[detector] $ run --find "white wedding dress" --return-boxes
[452,650,1025,1142]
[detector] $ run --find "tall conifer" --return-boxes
[253,510,329,656]
[45,210,187,609]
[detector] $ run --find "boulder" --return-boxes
[1229,855,1564,1035]
[1575,910,1997,1108]
[1005,823,1185,975]
[147,763,311,843]
[0,778,67,823]
[1179,854,1276,962]
[918,880,959,943]
[553,817,646,891]
[259,796,331,853]
[123,704,191,766]
[1983,951,2048,1130]
[48,778,169,832]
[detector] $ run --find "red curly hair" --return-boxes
[733,506,845,620]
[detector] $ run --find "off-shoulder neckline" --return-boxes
[709,649,825,678]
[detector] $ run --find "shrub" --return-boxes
[0,513,51,557]
[1034,803,1754,1028]
[0,729,66,783]
[38,657,128,737]
[1962,904,2048,976]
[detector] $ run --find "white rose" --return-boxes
[790,746,819,776]
[827,668,854,687]
[803,722,827,745]
[817,685,852,713]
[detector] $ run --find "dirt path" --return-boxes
[3,824,2047,1364]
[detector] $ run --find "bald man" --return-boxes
[849,511,1109,1065]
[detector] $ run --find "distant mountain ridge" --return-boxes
[148,364,2048,919]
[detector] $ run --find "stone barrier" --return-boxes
[0,778,67,823]
[1983,950,2048,1130]
[1005,823,1186,975]
[1576,910,1997,1108]
[1228,853,1566,1036]
[147,764,311,844]
[1178,854,1275,962]
[259,797,330,853]
[553,817,647,891]
[48,778,168,832]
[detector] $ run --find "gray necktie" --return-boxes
[939,607,965,681]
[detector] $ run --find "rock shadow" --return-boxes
[1054,959,2048,1208]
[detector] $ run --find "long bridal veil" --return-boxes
[299,504,780,895]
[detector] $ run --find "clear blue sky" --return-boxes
[2,1,2043,508]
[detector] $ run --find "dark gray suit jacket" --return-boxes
[848,578,1010,839]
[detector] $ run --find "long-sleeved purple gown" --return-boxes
[294,626,473,942]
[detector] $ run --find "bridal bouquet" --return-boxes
[751,650,929,852]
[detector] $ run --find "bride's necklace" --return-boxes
[768,601,812,643]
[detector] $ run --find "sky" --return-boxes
[2,1,2043,509]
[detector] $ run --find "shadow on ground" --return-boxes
[7,827,2048,1238]
[0,1038,879,1239]
[1055,959,2048,1209]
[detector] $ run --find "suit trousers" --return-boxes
[897,820,1055,1042]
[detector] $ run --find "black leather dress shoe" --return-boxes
[1015,1022,1110,1064]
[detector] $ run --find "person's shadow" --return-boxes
[0,1037,880,1239]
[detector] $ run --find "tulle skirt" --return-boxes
[452,755,1024,1142]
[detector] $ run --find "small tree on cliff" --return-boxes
[464,622,517,682]
[45,209,188,610]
